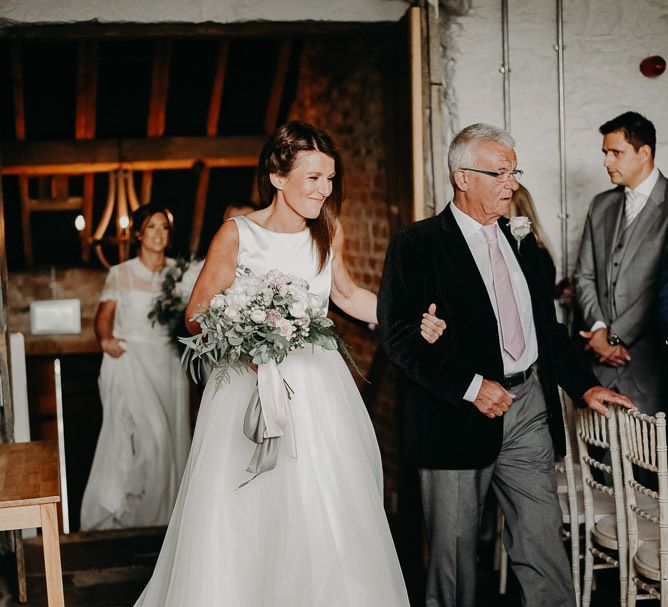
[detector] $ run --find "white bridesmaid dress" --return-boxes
[80,257,192,530]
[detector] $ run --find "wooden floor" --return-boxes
[0,529,163,606]
[0,527,621,606]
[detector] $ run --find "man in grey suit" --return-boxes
[575,111,668,414]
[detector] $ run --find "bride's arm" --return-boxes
[329,221,378,325]
[185,220,239,335]
[330,221,446,342]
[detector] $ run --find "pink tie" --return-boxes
[482,224,526,360]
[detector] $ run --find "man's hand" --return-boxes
[582,385,635,417]
[599,344,631,367]
[421,303,447,344]
[579,328,631,367]
[473,379,515,419]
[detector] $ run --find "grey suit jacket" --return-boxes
[574,170,668,410]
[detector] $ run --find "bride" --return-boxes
[134,121,445,606]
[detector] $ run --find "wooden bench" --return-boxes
[0,440,64,606]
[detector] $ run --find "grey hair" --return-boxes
[447,123,516,182]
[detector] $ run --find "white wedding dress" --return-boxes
[135,215,410,606]
[80,257,192,530]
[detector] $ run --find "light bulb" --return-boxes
[74,214,85,231]
[119,216,130,230]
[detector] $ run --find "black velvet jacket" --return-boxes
[378,204,598,469]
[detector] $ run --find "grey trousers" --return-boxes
[420,372,576,607]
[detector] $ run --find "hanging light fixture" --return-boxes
[90,169,141,268]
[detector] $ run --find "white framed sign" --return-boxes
[29,299,81,335]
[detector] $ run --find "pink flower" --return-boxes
[276,318,293,339]
[265,309,279,327]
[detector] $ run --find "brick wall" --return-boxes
[288,30,410,509]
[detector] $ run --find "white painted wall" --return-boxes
[0,0,409,24]
[439,0,668,276]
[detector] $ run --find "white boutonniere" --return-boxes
[509,216,532,249]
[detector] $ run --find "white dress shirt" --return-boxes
[450,202,539,401]
[591,166,660,331]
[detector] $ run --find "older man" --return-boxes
[378,123,633,607]
[575,111,668,415]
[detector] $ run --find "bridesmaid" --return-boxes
[80,204,191,530]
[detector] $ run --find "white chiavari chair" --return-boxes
[556,392,584,606]
[617,408,668,606]
[576,404,628,607]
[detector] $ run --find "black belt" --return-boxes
[501,368,532,390]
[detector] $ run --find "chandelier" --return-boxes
[76,169,141,269]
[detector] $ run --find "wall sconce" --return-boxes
[640,55,666,78]
[90,170,141,269]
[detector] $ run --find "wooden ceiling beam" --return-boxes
[10,43,26,140]
[206,40,229,137]
[264,39,292,134]
[147,41,172,138]
[75,40,98,260]
[189,40,230,256]
[75,40,98,139]
[1,135,265,175]
[28,197,83,212]
[10,42,33,264]
[0,21,394,40]
[142,41,173,204]
[189,165,210,255]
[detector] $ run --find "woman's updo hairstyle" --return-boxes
[257,121,344,272]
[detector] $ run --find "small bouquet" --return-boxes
[180,266,358,487]
[148,256,196,346]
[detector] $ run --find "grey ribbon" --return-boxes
[238,384,282,489]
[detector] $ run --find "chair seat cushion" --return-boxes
[593,509,660,551]
[559,487,617,525]
[633,540,660,580]
[592,514,619,549]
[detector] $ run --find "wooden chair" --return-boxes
[617,408,668,606]
[576,404,628,607]
[0,440,65,606]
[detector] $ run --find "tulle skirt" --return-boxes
[134,346,410,606]
[80,340,190,530]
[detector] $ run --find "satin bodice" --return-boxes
[231,215,332,314]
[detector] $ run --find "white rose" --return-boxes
[210,294,227,310]
[509,216,532,245]
[224,306,238,319]
[288,301,307,318]
[250,309,267,323]
[244,278,263,297]
[229,291,250,309]
[276,318,294,339]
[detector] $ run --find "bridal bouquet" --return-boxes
[180,266,355,487]
[179,266,344,383]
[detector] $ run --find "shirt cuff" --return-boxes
[463,374,483,402]
[591,321,607,332]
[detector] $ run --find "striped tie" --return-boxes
[624,189,645,228]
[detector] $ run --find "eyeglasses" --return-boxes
[460,168,524,182]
